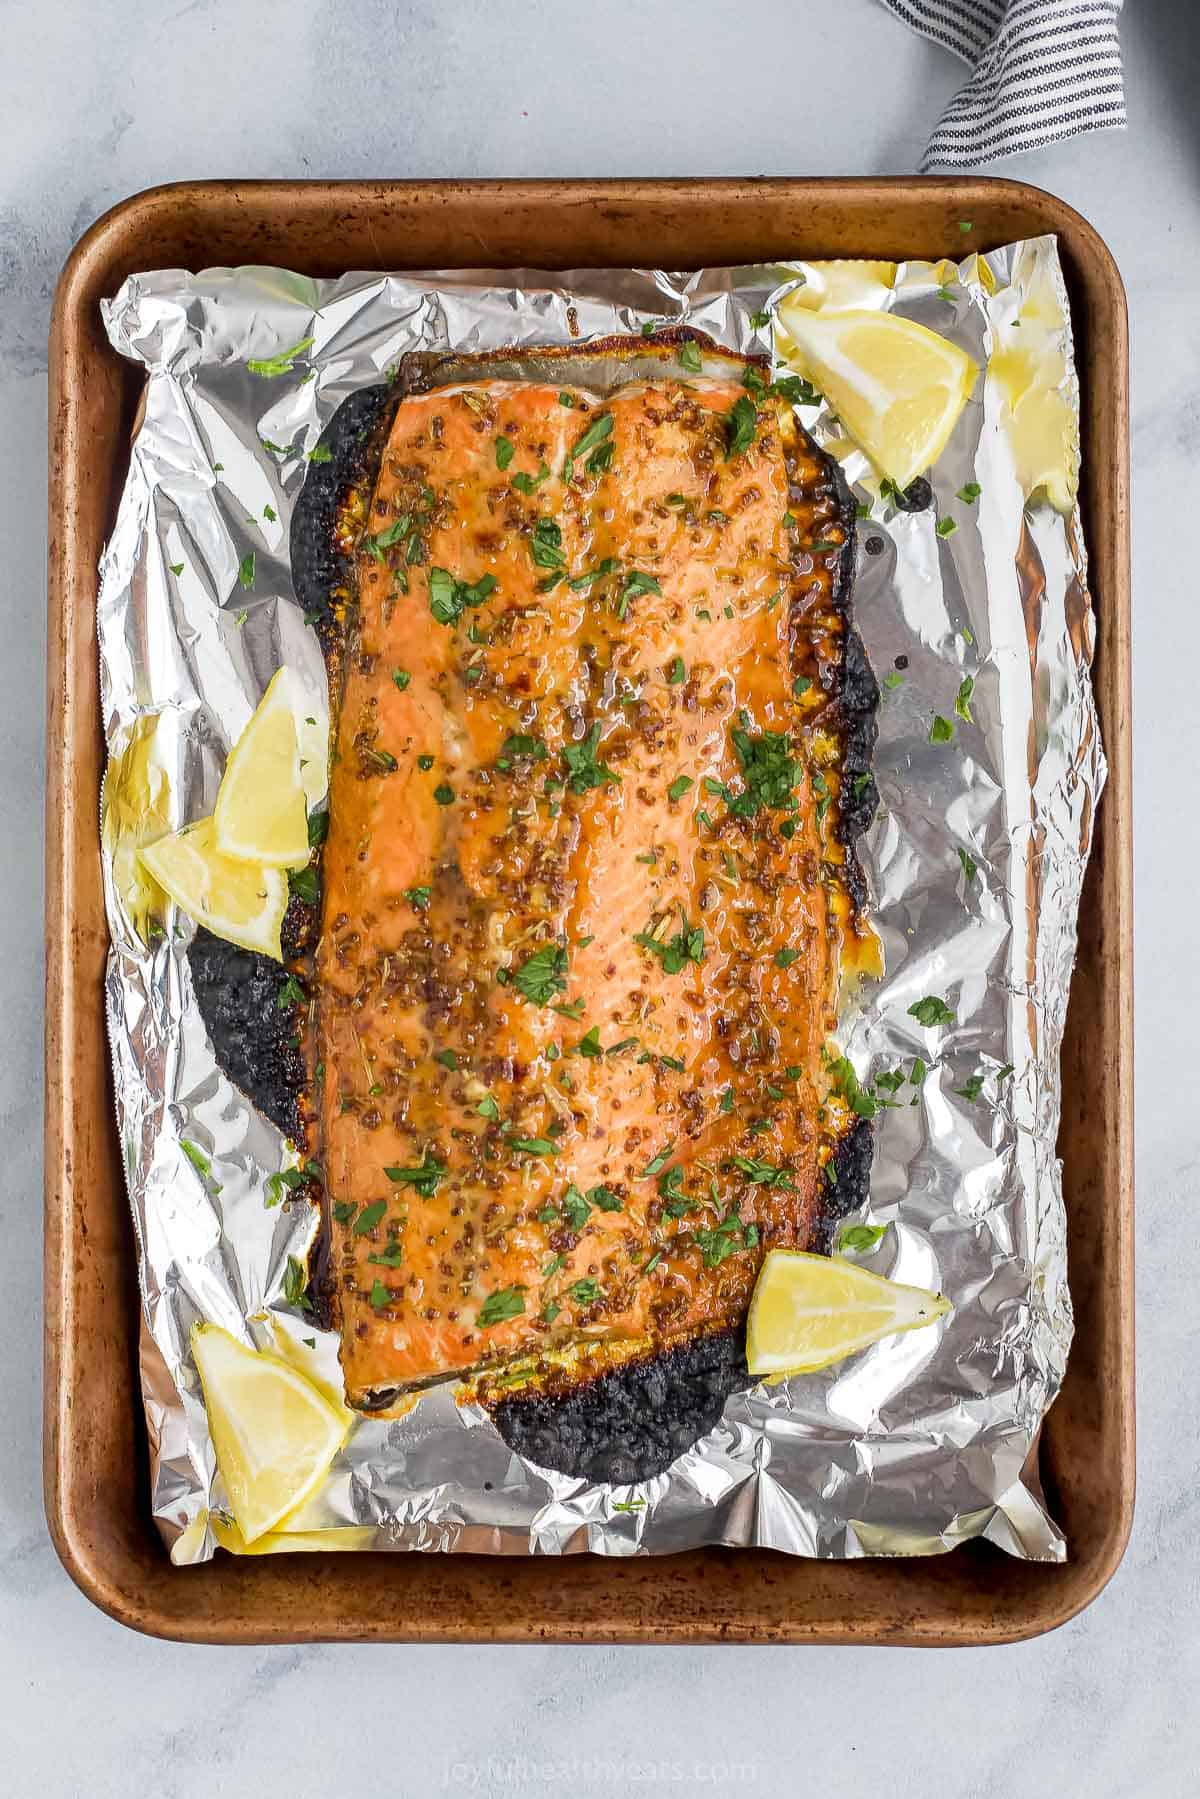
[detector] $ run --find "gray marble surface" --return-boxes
[2,0,1190,1792]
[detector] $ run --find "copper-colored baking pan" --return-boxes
[45,178,1132,1645]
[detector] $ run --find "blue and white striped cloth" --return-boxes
[880,0,1126,170]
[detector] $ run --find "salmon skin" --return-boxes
[287,340,878,1480]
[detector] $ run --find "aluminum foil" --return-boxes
[97,238,1100,1564]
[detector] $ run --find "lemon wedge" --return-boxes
[775,303,978,490]
[102,714,174,945]
[191,1322,348,1544]
[139,816,288,960]
[210,1516,376,1556]
[213,666,313,868]
[746,1249,951,1379]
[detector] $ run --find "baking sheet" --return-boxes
[97,238,1100,1563]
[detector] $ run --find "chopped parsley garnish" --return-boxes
[730,1154,792,1189]
[384,1158,447,1196]
[955,676,975,722]
[306,443,332,464]
[641,1142,675,1178]
[679,340,702,374]
[563,412,614,483]
[634,915,705,974]
[667,775,693,803]
[512,463,551,495]
[527,518,564,572]
[793,676,812,698]
[667,656,686,685]
[957,846,978,883]
[288,865,319,906]
[749,308,771,328]
[283,1255,311,1310]
[369,1245,404,1268]
[619,570,662,616]
[495,436,515,470]
[478,1286,525,1327]
[838,1222,886,1253]
[569,557,620,592]
[955,1072,986,1102]
[477,1094,500,1121]
[264,1166,308,1208]
[936,516,958,539]
[238,551,255,589]
[719,1088,734,1114]
[558,391,574,407]
[576,1026,603,1058]
[513,942,569,1005]
[353,1200,387,1235]
[719,726,801,817]
[929,714,955,743]
[333,1200,357,1225]
[368,1279,390,1310]
[826,1054,879,1120]
[428,566,497,626]
[434,1048,458,1071]
[640,320,657,337]
[181,1140,213,1181]
[561,1184,591,1229]
[247,334,314,378]
[958,219,974,233]
[366,515,411,559]
[403,884,431,909]
[695,1214,748,1267]
[570,1278,602,1305]
[497,733,547,767]
[307,808,329,847]
[724,393,758,459]
[908,995,955,1028]
[769,373,821,407]
[741,365,766,394]
[277,973,306,1009]
[882,670,905,690]
[957,482,982,503]
[774,947,801,969]
[562,722,619,793]
[508,1136,557,1157]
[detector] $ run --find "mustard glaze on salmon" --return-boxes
[310,364,872,1414]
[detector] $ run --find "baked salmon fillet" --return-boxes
[291,345,877,1477]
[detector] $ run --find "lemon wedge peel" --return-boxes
[191,1322,348,1544]
[210,1516,376,1556]
[774,302,979,491]
[138,817,288,961]
[214,666,314,869]
[745,1249,952,1380]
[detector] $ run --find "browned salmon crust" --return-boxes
[287,340,877,1479]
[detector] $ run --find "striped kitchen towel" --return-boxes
[880,0,1126,170]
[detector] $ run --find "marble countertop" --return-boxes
[2,1,1187,1792]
